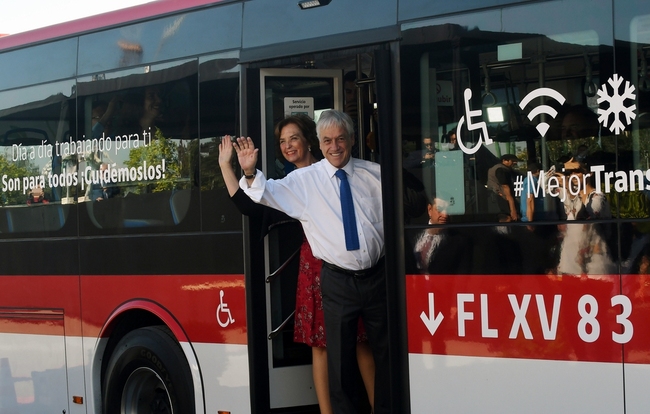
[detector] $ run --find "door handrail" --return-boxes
[268,310,295,340]
[266,247,300,283]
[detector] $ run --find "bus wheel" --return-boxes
[102,326,195,414]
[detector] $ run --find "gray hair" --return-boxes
[316,110,354,142]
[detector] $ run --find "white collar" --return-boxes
[323,158,355,178]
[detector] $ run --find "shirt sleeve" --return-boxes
[238,169,264,202]
[495,168,508,186]
[239,169,307,220]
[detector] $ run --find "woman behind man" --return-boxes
[218,114,375,413]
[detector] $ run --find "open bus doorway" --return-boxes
[243,46,398,413]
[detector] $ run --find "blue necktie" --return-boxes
[335,169,360,251]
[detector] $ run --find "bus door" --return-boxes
[246,68,343,411]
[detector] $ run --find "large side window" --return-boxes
[401,0,626,276]
[76,60,199,234]
[0,80,76,236]
[198,52,242,232]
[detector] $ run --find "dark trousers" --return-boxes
[321,262,390,414]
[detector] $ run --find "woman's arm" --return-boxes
[218,135,267,216]
[218,135,243,197]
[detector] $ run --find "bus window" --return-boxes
[198,52,243,232]
[0,80,76,236]
[400,0,623,277]
[76,60,199,234]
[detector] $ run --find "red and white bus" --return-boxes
[1,0,650,412]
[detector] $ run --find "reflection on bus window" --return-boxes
[400,0,650,282]
[77,61,198,231]
[0,81,75,235]
[198,53,243,232]
[400,19,624,225]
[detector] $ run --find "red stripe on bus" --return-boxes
[406,274,650,364]
[0,308,65,336]
[0,274,247,345]
[83,274,247,345]
[0,276,82,336]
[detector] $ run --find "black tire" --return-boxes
[102,326,195,414]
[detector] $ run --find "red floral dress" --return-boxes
[293,236,368,347]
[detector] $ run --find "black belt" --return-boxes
[322,256,385,279]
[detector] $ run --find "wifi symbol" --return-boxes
[519,88,566,137]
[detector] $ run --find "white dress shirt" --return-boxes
[240,158,384,270]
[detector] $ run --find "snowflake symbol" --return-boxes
[596,74,636,134]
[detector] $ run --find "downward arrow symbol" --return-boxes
[420,292,444,335]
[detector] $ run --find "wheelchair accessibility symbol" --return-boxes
[216,289,235,328]
[456,88,493,155]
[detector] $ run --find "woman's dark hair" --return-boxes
[274,114,322,162]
